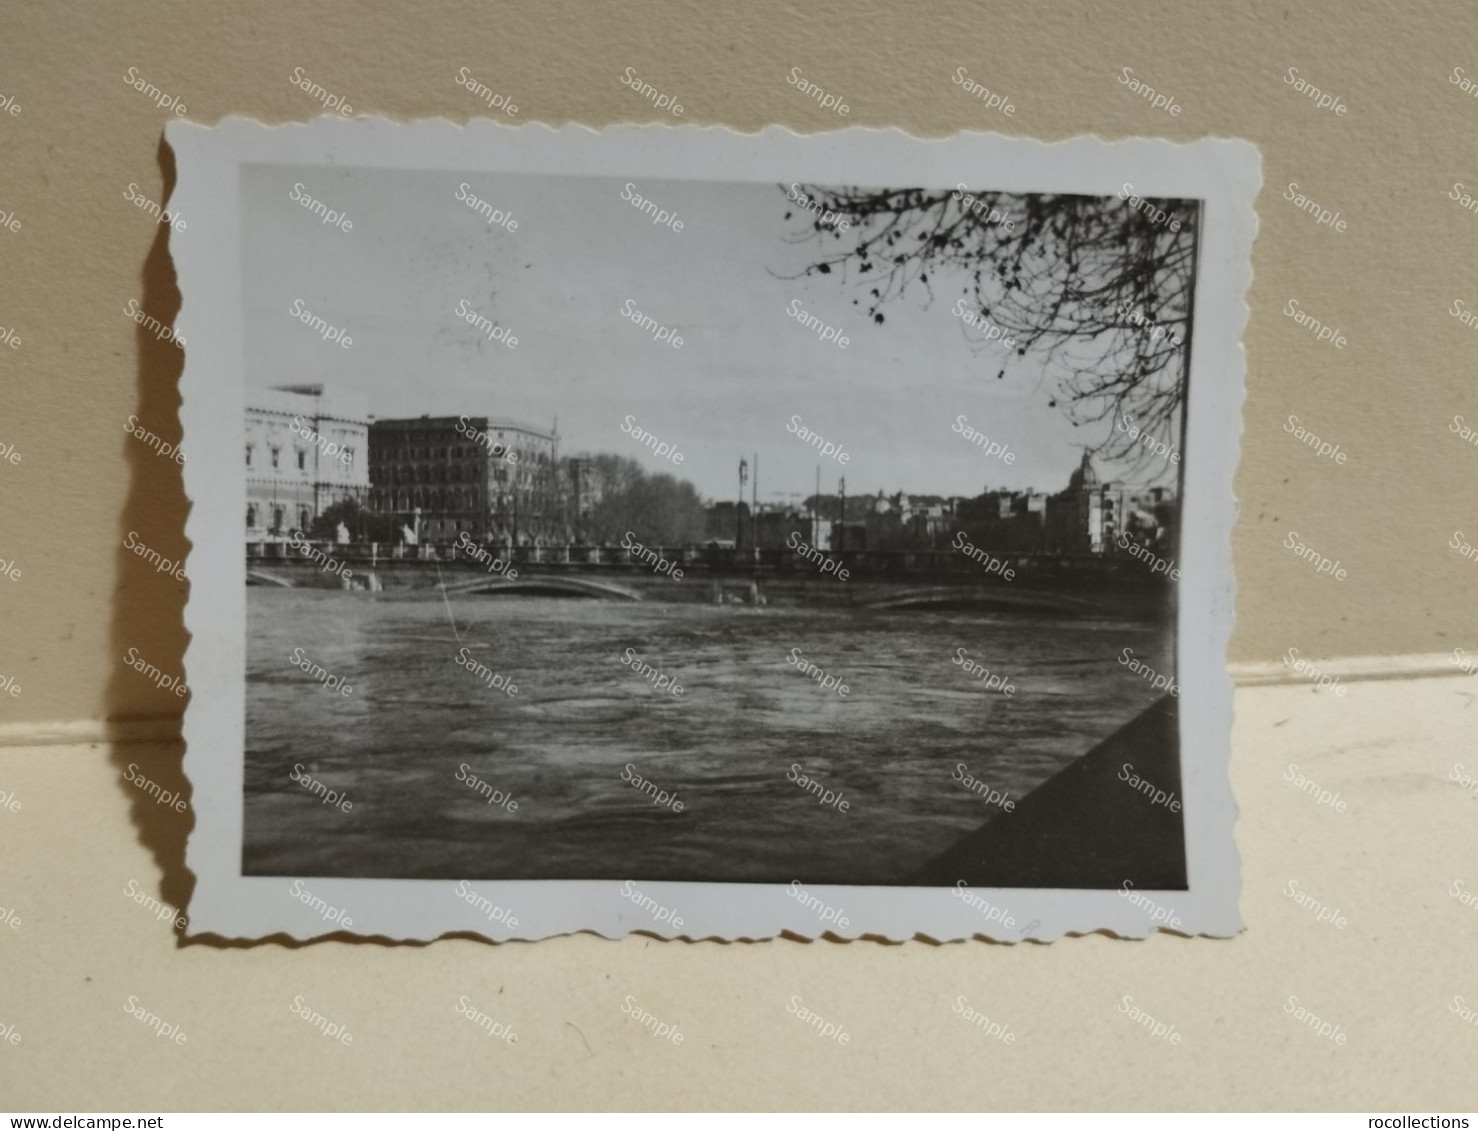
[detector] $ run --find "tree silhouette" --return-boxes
[780,186,1200,473]
[576,453,709,546]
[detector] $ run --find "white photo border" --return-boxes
[166,117,1255,942]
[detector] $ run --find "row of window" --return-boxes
[368,489,557,511]
[244,494,558,524]
[245,444,357,470]
[370,445,550,464]
[373,465,551,485]
[371,488,484,512]
[246,504,309,531]
[243,444,567,471]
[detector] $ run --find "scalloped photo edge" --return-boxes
[165,117,1254,943]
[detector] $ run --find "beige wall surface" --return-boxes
[2,0,1477,1114]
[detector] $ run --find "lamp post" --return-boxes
[737,458,749,549]
[751,450,758,550]
[837,476,846,555]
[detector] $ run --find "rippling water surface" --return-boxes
[245,588,1172,883]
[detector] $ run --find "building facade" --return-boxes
[245,384,370,541]
[564,456,605,543]
[368,415,559,545]
[858,492,961,551]
[954,489,1046,553]
[1119,485,1179,555]
[1044,452,1129,555]
[753,507,812,550]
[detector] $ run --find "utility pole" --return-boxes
[752,451,758,550]
[815,465,820,547]
[573,459,583,545]
[838,476,846,555]
[737,458,748,548]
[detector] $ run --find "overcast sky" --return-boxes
[243,164,1182,504]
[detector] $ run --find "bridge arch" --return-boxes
[865,586,1093,613]
[246,569,294,588]
[440,575,643,601]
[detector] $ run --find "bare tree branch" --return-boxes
[778,185,1199,477]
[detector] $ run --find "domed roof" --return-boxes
[1068,451,1099,490]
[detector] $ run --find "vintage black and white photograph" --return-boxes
[171,120,1251,940]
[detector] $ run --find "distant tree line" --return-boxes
[573,454,708,546]
[306,455,709,546]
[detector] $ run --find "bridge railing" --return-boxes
[248,538,1167,583]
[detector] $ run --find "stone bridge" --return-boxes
[245,569,294,587]
[437,575,644,601]
[864,585,1098,612]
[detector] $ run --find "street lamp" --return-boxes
[737,458,748,548]
[837,476,846,555]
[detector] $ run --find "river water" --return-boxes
[245,588,1173,884]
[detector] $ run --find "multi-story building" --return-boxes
[863,491,905,551]
[564,456,605,543]
[368,415,559,545]
[1121,485,1179,555]
[849,493,965,550]
[245,384,370,541]
[704,500,746,547]
[954,489,1046,552]
[1044,452,1129,555]
[901,495,958,548]
[753,507,812,550]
